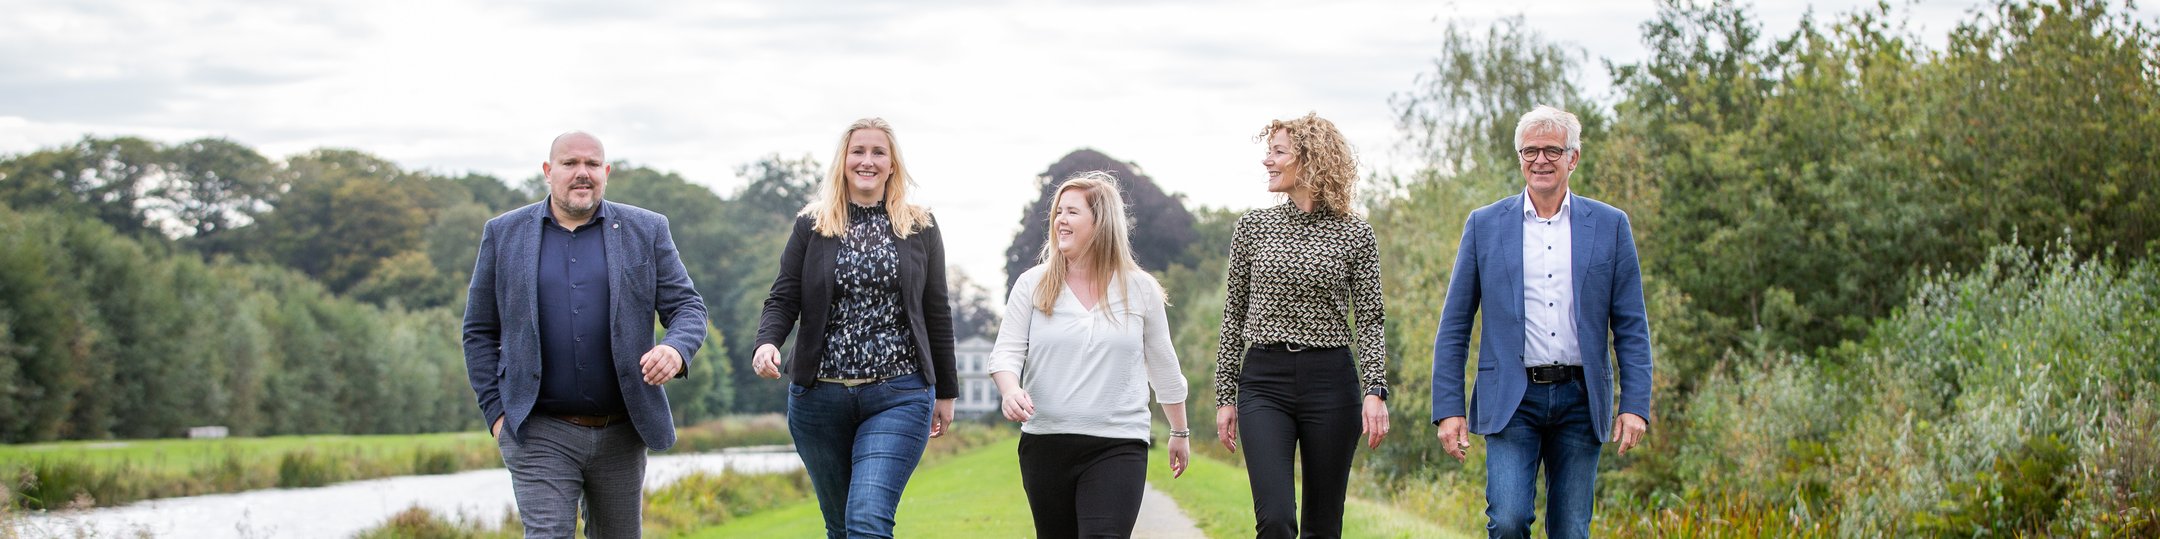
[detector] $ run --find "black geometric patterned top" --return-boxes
[1213,201,1388,408]
[819,202,921,380]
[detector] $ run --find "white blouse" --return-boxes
[987,265,1188,443]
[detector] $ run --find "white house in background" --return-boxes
[953,337,1002,417]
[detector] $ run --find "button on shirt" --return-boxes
[1522,191,1581,367]
[536,200,623,416]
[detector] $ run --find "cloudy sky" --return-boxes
[5,0,2140,295]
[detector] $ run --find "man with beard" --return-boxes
[1430,106,1654,539]
[463,131,707,537]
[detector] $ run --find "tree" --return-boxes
[0,136,163,237]
[1002,149,1198,291]
[945,268,999,342]
[156,137,278,240]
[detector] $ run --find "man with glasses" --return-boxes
[1429,105,1654,538]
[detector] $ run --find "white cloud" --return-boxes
[4,0,2147,298]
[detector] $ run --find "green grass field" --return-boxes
[0,431,501,509]
[687,436,1036,537]
[0,431,494,472]
[1148,447,1468,539]
[692,435,1463,539]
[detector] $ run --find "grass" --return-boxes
[1149,449,1469,539]
[687,434,1033,538]
[0,415,795,511]
[0,431,499,509]
[694,430,1459,539]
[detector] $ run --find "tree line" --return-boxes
[0,138,1003,442]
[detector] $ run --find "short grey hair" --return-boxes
[1513,105,1582,152]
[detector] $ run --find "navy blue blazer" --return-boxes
[464,200,708,450]
[1430,193,1653,442]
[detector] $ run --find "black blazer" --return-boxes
[756,212,958,399]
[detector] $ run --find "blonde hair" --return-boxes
[1256,112,1359,216]
[1033,171,1155,319]
[802,118,933,238]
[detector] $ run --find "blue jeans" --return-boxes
[788,373,935,539]
[1484,378,1601,539]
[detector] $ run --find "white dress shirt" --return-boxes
[1522,190,1581,367]
[988,265,1188,443]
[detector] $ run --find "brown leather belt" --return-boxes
[551,413,629,428]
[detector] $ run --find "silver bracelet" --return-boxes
[1168,429,1192,438]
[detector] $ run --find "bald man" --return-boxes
[463,131,708,537]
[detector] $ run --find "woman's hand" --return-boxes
[751,343,782,379]
[1361,395,1389,449]
[1000,389,1035,423]
[930,398,955,438]
[1167,435,1191,478]
[1215,406,1239,453]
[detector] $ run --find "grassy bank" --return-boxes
[0,431,497,510]
[685,430,1027,537]
[0,415,792,511]
[360,423,1012,538]
[1148,448,1467,539]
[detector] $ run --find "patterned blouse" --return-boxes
[1214,202,1387,408]
[820,202,921,380]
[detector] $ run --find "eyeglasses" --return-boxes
[1518,146,1571,163]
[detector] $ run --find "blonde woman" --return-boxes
[1214,113,1389,538]
[751,118,957,539]
[989,171,1190,539]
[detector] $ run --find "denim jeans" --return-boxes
[788,373,935,539]
[1484,378,1602,539]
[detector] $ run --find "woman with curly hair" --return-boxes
[1213,112,1390,538]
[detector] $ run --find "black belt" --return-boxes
[1526,365,1583,384]
[551,413,629,428]
[1251,342,1344,353]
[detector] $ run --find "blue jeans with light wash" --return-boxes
[788,372,935,539]
[1484,377,1602,539]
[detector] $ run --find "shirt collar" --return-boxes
[541,197,608,227]
[1520,189,1571,221]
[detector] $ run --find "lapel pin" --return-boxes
[612,223,619,229]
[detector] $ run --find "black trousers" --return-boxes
[1018,432,1150,539]
[1238,346,1361,539]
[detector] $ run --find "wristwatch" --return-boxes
[1364,387,1389,401]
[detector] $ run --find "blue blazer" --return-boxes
[463,200,708,451]
[1430,194,1652,441]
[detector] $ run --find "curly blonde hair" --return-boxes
[1256,112,1359,216]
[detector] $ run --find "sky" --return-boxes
[5,0,2150,300]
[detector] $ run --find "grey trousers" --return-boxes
[498,416,648,538]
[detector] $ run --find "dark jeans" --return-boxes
[1238,346,1361,539]
[1484,378,1601,539]
[1018,432,1150,539]
[788,373,935,539]
[496,415,647,539]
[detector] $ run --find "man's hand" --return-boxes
[1167,435,1191,479]
[1001,389,1035,423]
[1216,406,1239,453]
[752,343,783,379]
[1361,395,1389,449]
[492,416,504,438]
[1436,416,1471,461]
[930,399,955,438]
[640,344,683,385]
[1613,412,1649,455]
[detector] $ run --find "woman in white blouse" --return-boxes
[988,171,1191,539]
